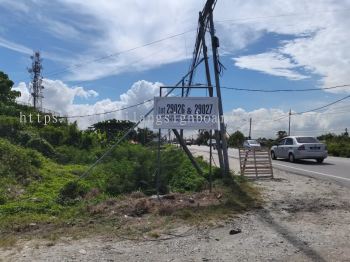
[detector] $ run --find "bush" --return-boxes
[318,134,350,158]
[86,144,208,196]
[39,126,65,146]
[0,116,22,140]
[160,147,206,193]
[0,139,40,182]
[57,181,88,205]
[55,145,98,164]
[18,130,37,145]
[26,137,55,158]
[0,194,6,205]
[228,131,245,148]
[103,160,137,196]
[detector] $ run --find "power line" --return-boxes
[270,94,350,121]
[45,29,196,77]
[36,8,350,79]
[216,8,350,24]
[59,98,154,119]
[221,84,350,92]
[58,46,163,88]
[294,94,350,115]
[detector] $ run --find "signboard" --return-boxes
[153,97,219,130]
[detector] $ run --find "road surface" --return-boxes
[189,145,350,187]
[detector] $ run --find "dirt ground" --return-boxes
[1,169,350,262]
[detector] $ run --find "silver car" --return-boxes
[271,136,328,163]
[243,139,261,150]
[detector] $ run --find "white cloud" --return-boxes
[13,82,31,103]
[3,0,350,94]
[41,79,98,110]
[14,79,161,129]
[0,36,32,55]
[14,78,350,136]
[225,106,350,139]
[233,52,308,80]
[228,0,350,92]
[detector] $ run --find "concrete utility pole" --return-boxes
[249,117,252,139]
[288,109,291,136]
[28,51,44,110]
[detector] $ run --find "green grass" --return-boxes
[0,104,261,245]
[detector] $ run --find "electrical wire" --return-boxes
[215,8,350,24]
[60,98,154,119]
[34,7,349,79]
[45,29,196,77]
[59,90,183,119]
[221,84,350,92]
[268,94,350,122]
[294,94,350,115]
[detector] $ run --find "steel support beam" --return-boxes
[208,10,230,176]
[172,129,203,175]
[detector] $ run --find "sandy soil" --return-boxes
[1,169,350,262]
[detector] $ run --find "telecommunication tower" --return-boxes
[28,51,44,110]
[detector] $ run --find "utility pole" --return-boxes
[208,8,230,176]
[28,51,44,110]
[249,117,252,139]
[288,109,291,136]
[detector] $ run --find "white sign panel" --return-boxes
[153,97,219,130]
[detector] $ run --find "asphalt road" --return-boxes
[189,145,350,187]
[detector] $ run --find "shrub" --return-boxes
[0,116,22,140]
[103,160,136,196]
[0,194,6,205]
[57,181,88,205]
[55,145,98,164]
[0,139,40,182]
[39,126,65,146]
[26,137,55,158]
[18,130,37,145]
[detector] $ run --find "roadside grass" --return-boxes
[0,174,261,247]
[0,138,262,247]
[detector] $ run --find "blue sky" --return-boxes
[1,0,350,137]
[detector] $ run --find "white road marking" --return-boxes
[273,162,350,182]
[192,147,350,182]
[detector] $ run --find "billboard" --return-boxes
[153,97,219,130]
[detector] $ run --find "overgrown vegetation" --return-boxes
[318,132,350,157]
[0,71,261,244]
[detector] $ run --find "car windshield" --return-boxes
[248,140,259,144]
[296,137,320,143]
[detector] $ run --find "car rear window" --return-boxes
[248,140,259,144]
[296,137,319,143]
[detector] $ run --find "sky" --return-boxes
[1,0,350,138]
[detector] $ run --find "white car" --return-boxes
[243,139,261,150]
[271,136,328,163]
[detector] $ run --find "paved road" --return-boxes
[189,145,350,187]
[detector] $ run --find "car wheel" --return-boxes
[271,151,276,160]
[288,153,295,163]
[316,158,324,163]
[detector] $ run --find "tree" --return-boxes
[90,119,136,142]
[0,71,20,103]
[276,130,287,139]
[195,130,211,145]
[228,130,245,148]
[135,128,155,145]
